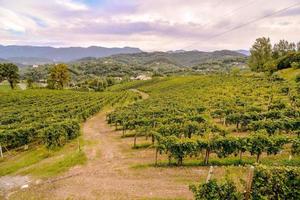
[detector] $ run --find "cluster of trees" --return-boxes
[74,77,117,92]
[24,67,45,88]
[190,166,300,200]
[248,37,300,72]
[0,63,19,89]
[0,62,70,90]
[24,63,122,91]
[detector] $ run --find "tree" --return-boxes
[47,64,70,89]
[273,40,296,59]
[297,42,300,51]
[248,37,273,72]
[25,68,43,88]
[0,63,19,89]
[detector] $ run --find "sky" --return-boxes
[0,0,299,51]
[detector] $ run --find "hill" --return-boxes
[0,45,142,63]
[68,50,247,77]
[106,50,246,67]
[235,49,250,56]
[7,57,54,65]
[0,58,9,63]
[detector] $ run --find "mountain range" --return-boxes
[0,45,142,64]
[0,45,249,68]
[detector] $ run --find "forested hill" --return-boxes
[19,50,247,81]
[68,50,247,77]
[76,50,246,67]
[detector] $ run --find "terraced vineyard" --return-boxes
[0,89,139,149]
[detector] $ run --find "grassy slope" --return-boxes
[0,136,87,178]
[277,68,300,82]
[0,81,21,92]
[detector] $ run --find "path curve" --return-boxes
[10,90,197,200]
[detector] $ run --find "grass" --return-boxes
[21,150,87,178]
[0,84,12,92]
[0,80,23,92]
[130,153,300,169]
[0,147,51,176]
[0,136,86,177]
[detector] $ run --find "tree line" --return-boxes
[248,37,300,73]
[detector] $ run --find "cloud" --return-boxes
[277,7,300,17]
[55,0,89,11]
[0,0,299,51]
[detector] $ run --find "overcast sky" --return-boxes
[0,0,299,51]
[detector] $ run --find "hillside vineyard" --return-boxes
[108,76,300,164]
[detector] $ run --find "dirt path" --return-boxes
[10,90,203,200]
[130,89,150,100]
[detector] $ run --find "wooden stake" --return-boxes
[206,166,214,183]
[0,145,3,159]
[155,148,158,166]
[78,138,81,152]
[245,166,255,200]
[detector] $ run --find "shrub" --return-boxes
[189,179,242,200]
[251,166,300,200]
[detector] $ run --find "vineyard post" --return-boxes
[245,166,255,200]
[77,138,81,152]
[134,133,137,147]
[206,166,214,183]
[0,145,3,159]
[155,148,158,166]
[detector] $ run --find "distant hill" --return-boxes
[0,45,142,63]
[66,50,247,78]
[21,50,248,80]
[0,58,8,63]
[236,50,250,56]
[102,50,246,67]
[7,57,54,65]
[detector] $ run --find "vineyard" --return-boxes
[0,89,139,150]
[107,75,300,198]
[109,75,300,165]
[1,75,300,199]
